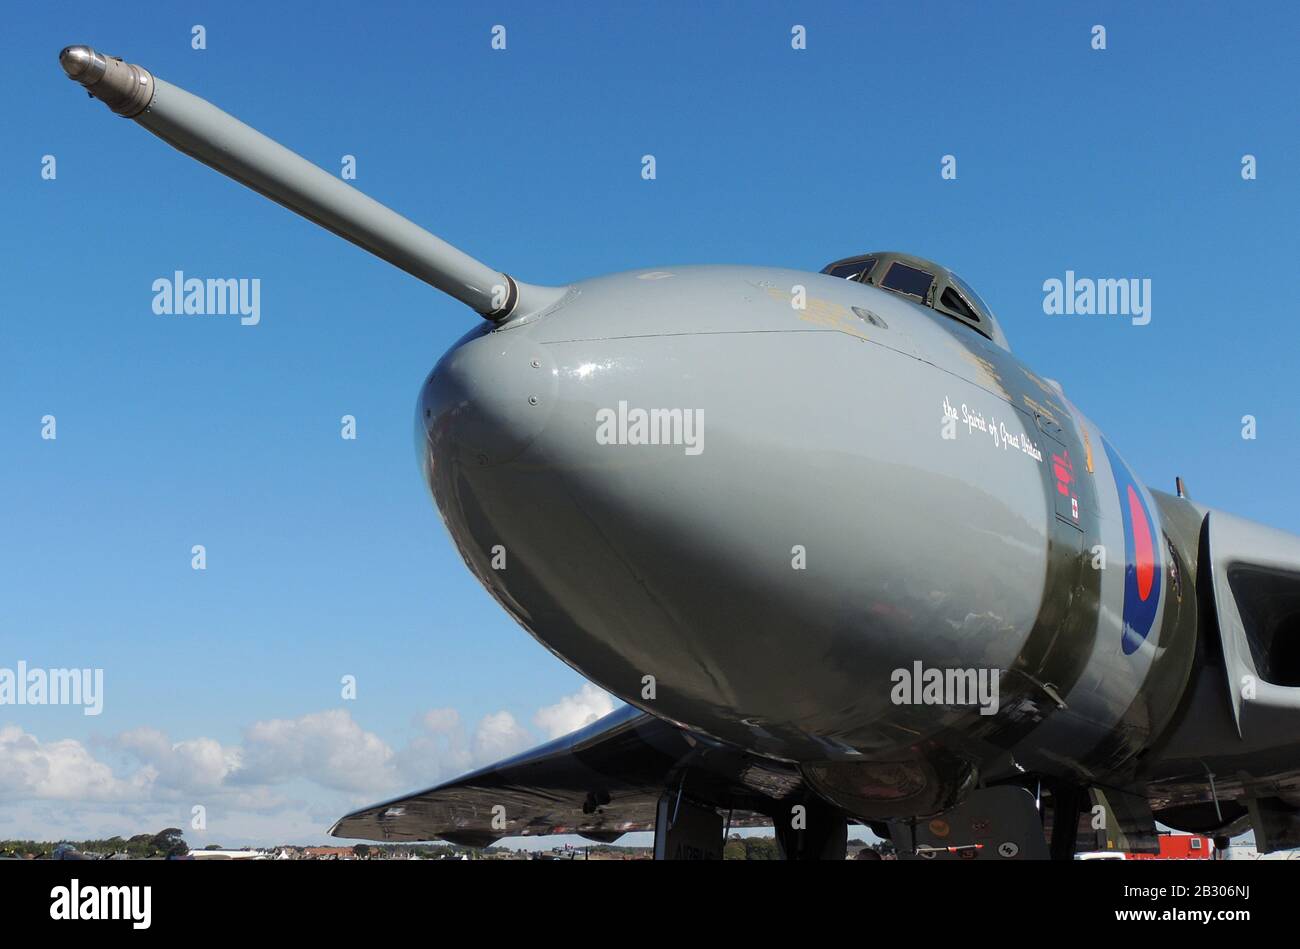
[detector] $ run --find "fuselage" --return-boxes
[418,264,1198,819]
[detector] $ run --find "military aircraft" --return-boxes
[59,45,1300,860]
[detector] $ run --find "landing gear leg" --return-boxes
[773,798,848,861]
[1050,784,1083,861]
[652,792,723,860]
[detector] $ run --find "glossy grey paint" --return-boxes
[419,266,1178,815]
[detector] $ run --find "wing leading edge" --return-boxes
[330,705,803,846]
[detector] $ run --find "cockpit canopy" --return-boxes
[820,251,1009,350]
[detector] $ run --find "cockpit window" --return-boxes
[950,273,993,320]
[940,287,980,322]
[825,257,875,282]
[816,251,1008,350]
[880,262,934,300]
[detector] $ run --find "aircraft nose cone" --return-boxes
[59,45,96,79]
[420,327,558,470]
[419,271,1050,768]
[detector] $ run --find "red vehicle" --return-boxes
[1125,834,1213,860]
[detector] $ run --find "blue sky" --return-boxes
[2,1,1298,846]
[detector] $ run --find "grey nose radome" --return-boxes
[418,276,1046,778]
[419,327,559,470]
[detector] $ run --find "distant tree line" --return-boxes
[0,828,189,859]
[723,835,781,860]
[722,834,895,859]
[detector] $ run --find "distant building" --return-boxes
[301,846,356,860]
[1223,844,1300,860]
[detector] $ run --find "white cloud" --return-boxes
[392,705,561,788]
[236,709,396,793]
[0,683,623,845]
[0,726,141,802]
[472,710,532,762]
[532,683,615,739]
[392,708,472,786]
[114,727,241,794]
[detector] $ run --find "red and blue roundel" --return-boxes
[1103,439,1161,655]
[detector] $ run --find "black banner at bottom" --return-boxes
[0,859,1277,933]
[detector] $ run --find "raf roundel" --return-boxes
[1103,440,1162,655]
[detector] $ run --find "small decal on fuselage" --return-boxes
[1103,439,1162,655]
[1052,449,1079,521]
[941,396,1044,464]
